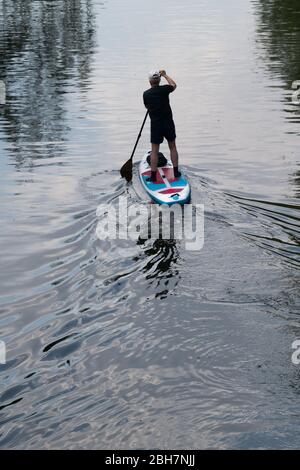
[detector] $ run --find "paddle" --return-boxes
[120,110,149,182]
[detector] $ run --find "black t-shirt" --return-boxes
[143,84,174,122]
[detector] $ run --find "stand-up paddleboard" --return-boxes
[139,150,191,205]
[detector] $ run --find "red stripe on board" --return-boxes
[159,188,184,194]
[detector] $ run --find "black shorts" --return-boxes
[151,118,176,144]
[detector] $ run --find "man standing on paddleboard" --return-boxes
[143,70,181,182]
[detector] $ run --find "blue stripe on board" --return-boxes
[149,192,191,206]
[142,176,166,191]
[169,177,188,188]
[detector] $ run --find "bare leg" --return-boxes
[151,143,159,172]
[168,140,178,168]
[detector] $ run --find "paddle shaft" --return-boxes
[130,111,149,161]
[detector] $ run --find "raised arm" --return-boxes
[159,70,177,90]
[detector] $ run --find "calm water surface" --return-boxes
[0,0,299,449]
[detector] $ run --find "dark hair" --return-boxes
[150,77,161,86]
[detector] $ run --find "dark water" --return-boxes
[0,0,299,449]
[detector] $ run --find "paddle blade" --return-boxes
[120,158,133,182]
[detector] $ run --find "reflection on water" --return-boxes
[137,238,180,299]
[0,0,300,450]
[254,0,300,82]
[249,0,300,269]
[254,0,300,127]
[0,0,96,165]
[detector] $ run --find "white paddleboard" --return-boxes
[139,150,191,205]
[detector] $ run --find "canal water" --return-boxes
[0,0,299,449]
